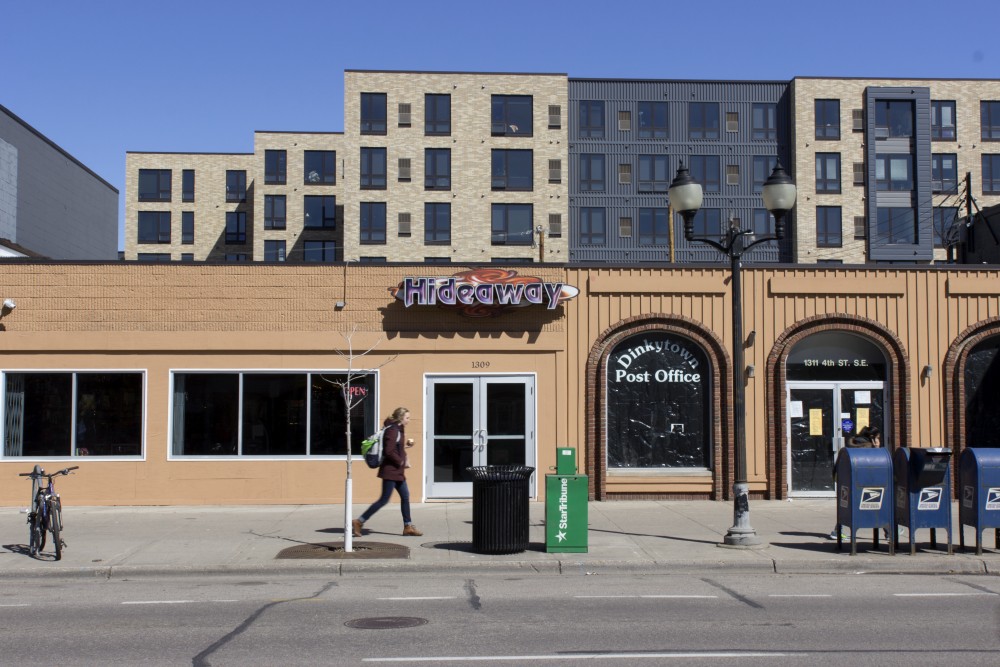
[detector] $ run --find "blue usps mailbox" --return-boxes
[958,448,1000,555]
[835,447,894,555]
[892,447,952,555]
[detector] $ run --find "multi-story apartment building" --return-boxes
[126,71,569,263]
[125,71,1000,266]
[1,103,118,259]
[568,79,793,264]
[791,78,1000,264]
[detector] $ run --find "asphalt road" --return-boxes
[1,572,998,666]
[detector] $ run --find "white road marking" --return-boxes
[893,593,997,597]
[211,599,239,602]
[377,596,457,601]
[122,600,194,605]
[768,594,833,598]
[0,604,30,607]
[574,595,718,599]
[364,652,800,662]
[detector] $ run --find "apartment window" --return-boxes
[264,149,286,184]
[637,155,669,192]
[491,150,533,190]
[264,240,286,262]
[983,102,1000,141]
[637,208,670,245]
[304,195,336,228]
[877,207,917,244]
[225,254,250,262]
[3,372,143,458]
[360,148,387,189]
[618,216,632,238]
[853,162,866,185]
[491,204,532,245]
[304,150,335,184]
[752,209,774,235]
[425,94,451,135]
[359,257,387,264]
[182,169,195,202]
[815,99,840,139]
[181,253,194,262]
[579,101,604,138]
[752,103,777,140]
[424,202,451,245]
[854,216,867,240]
[137,211,170,244]
[931,101,956,140]
[548,213,562,238]
[491,95,532,136]
[548,105,561,129]
[304,241,337,262]
[579,208,606,245]
[138,169,171,202]
[181,211,194,244]
[815,153,841,193]
[753,156,777,192]
[424,148,451,190]
[398,212,411,237]
[618,110,631,131]
[689,102,719,140]
[226,170,246,202]
[637,101,668,139]
[361,93,387,135]
[548,159,561,184]
[816,206,842,247]
[690,208,722,239]
[934,207,958,248]
[726,164,740,186]
[618,163,632,185]
[225,212,246,244]
[360,202,387,244]
[875,100,914,138]
[931,154,958,193]
[137,253,171,262]
[689,155,720,193]
[984,155,1000,194]
[398,158,411,182]
[852,109,864,132]
[424,257,451,264]
[875,154,914,191]
[264,195,286,229]
[579,154,605,192]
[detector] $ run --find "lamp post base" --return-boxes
[718,482,766,549]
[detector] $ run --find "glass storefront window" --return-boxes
[606,333,711,469]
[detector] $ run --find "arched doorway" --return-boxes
[963,336,1000,448]
[778,329,896,497]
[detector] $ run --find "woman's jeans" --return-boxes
[360,479,412,524]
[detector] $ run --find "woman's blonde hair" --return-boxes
[390,407,410,422]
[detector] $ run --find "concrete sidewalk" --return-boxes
[1,499,996,579]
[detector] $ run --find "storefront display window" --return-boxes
[3,372,144,458]
[171,371,375,457]
[606,333,711,469]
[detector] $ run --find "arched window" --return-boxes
[965,336,1000,448]
[606,332,711,469]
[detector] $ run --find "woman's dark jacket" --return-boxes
[378,418,407,481]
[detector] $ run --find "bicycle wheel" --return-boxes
[28,512,42,557]
[37,503,47,554]
[50,500,62,561]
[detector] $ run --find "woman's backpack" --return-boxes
[361,427,387,469]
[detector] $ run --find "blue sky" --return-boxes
[2,0,995,250]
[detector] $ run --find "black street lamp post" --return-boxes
[668,161,796,547]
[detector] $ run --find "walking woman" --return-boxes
[352,407,422,537]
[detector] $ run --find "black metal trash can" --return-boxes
[468,465,535,554]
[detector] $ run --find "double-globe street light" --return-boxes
[668,161,796,547]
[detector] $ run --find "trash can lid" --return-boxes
[466,465,536,480]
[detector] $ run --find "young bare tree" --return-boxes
[320,326,396,552]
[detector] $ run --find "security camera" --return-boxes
[2,299,15,311]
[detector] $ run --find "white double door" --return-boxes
[425,375,535,499]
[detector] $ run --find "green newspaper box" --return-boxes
[546,448,588,553]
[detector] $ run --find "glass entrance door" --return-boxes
[787,382,885,496]
[426,375,535,498]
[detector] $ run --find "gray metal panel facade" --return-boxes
[568,79,793,265]
[864,87,933,262]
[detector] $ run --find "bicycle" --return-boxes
[19,465,78,560]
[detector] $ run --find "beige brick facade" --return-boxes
[341,71,569,262]
[792,77,1000,264]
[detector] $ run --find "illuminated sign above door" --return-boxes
[390,268,579,317]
